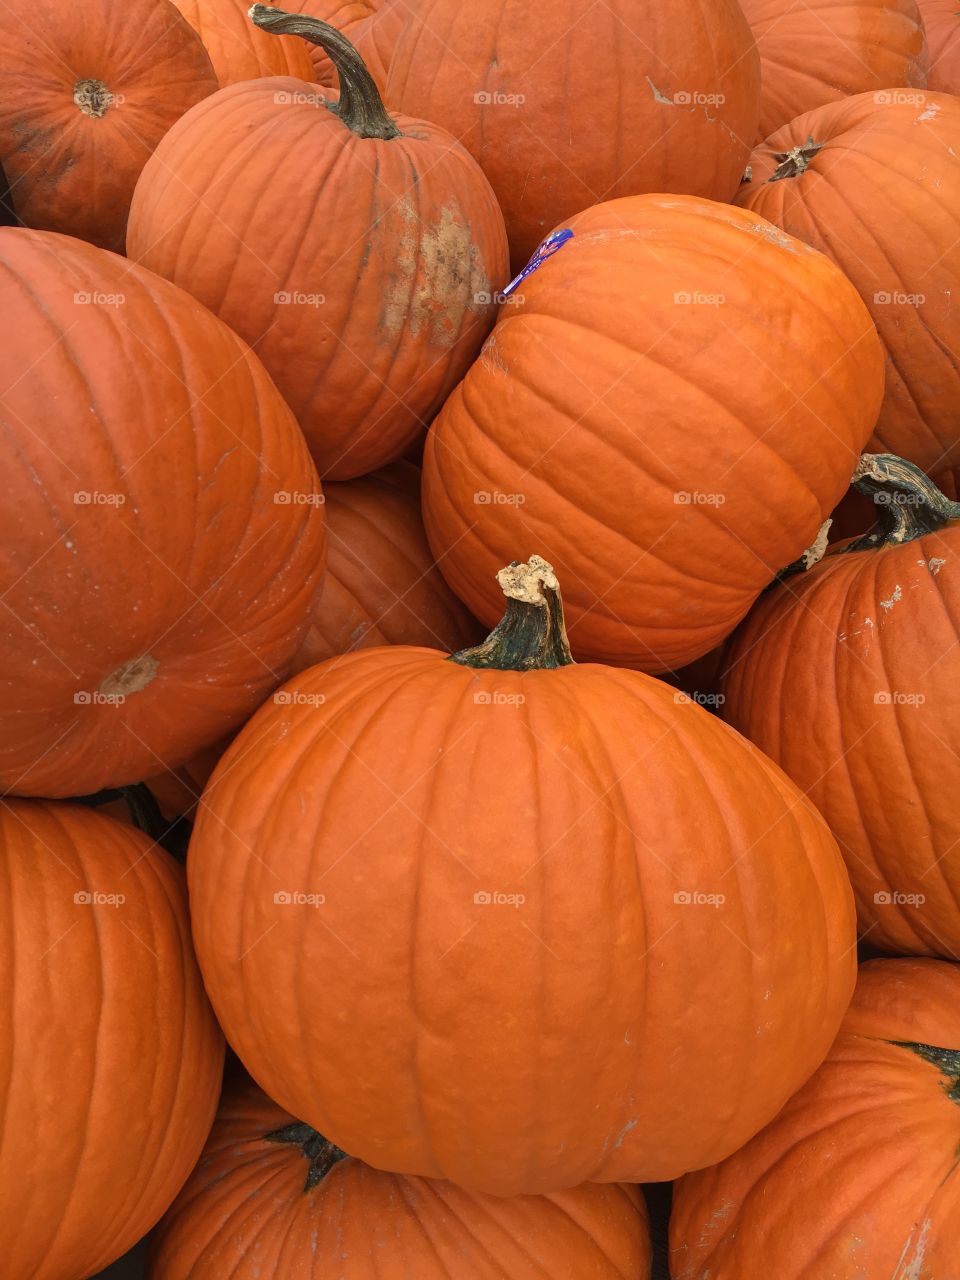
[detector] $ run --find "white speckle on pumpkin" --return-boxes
[880,585,902,611]
[894,1218,932,1280]
[613,1119,638,1148]
[916,103,940,123]
[927,557,946,575]
[646,76,675,105]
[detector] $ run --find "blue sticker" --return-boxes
[499,228,574,298]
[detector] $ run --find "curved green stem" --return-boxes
[846,453,960,551]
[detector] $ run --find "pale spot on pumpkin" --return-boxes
[612,1118,637,1148]
[927,557,946,575]
[100,654,159,697]
[894,1218,932,1280]
[381,201,491,347]
[916,103,940,123]
[646,76,675,105]
[879,585,902,611]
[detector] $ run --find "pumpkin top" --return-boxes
[449,555,575,671]
[249,2,400,139]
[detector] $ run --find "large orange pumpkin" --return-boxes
[293,462,480,667]
[351,0,407,93]
[737,90,960,477]
[423,195,884,672]
[0,0,217,253]
[740,0,928,137]
[0,799,224,1279]
[149,1072,653,1279]
[188,555,857,1196]
[722,455,960,958]
[128,7,509,480]
[671,957,960,1279]
[919,0,960,90]
[386,0,761,271]
[173,0,315,85]
[0,229,326,798]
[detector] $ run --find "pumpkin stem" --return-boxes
[69,783,192,864]
[890,1040,960,1104]
[846,453,960,551]
[449,555,575,670]
[772,517,833,584]
[264,1120,348,1191]
[768,137,823,182]
[248,4,401,141]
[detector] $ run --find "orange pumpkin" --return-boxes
[293,462,480,667]
[387,0,761,271]
[671,957,960,1278]
[173,0,315,85]
[423,195,884,671]
[128,8,509,480]
[722,455,960,958]
[0,229,326,798]
[288,0,379,82]
[149,1073,653,1279]
[0,799,224,1279]
[0,0,217,253]
[737,91,960,477]
[919,0,960,90]
[351,0,407,92]
[741,0,928,136]
[188,556,856,1196]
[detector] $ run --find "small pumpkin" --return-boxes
[149,1072,653,1279]
[293,462,480,666]
[737,90,960,477]
[671,957,960,1279]
[127,6,508,480]
[0,799,224,1279]
[0,228,326,798]
[188,555,856,1196]
[173,0,315,85]
[918,0,960,90]
[386,0,761,270]
[722,455,960,958]
[422,194,884,671]
[0,0,217,252]
[741,0,929,136]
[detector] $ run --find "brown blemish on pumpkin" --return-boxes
[381,201,491,346]
[74,79,114,119]
[100,654,159,697]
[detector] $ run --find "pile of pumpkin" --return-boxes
[1,0,960,1276]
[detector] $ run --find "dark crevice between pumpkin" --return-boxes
[890,1040,960,1104]
[248,3,402,141]
[845,453,960,552]
[0,159,18,227]
[767,136,823,183]
[449,555,575,671]
[264,1121,348,1192]
[771,517,832,586]
[70,782,191,864]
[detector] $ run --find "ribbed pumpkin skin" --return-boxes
[741,0,928,136]
[422,195,884,671]
[293,463,480,666]
[352,0,407,93]
[172,0,316,85]
[387,0,760,270]
[149,1076,653,1279]
[0,229,326,798]
[737,92,960,476]
[188,648,856,1195]
[0,0,217,253]
[671,958,960,1279]
[722,516,960,957]
[0,800,224,1280]
[127,80,509,480]
[920,0,960,90]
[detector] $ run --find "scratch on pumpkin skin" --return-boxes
[646,76,676,105]
[893,1218,932,1280]
[925,557,946,575]
[880,584,903,611]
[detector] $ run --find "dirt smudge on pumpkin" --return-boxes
[381,200,490,347]
[925,557,946,575]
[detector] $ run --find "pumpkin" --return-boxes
[287,0,379,82]
[351,0,407,93]
[737,90,960,477]
[127,7,509,481]
[187,555,857,1196]
[292,462,480,667]
[386,0,761,271]
[149,1072,653,1279]
[0,0,217,253]
[422,195,884,672]
[172,0,315,85]
[919,0,960,90]
[671,956,960,1279]
[722,455,960,958]
[0,799,224,1279]
[0,228,326,799]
